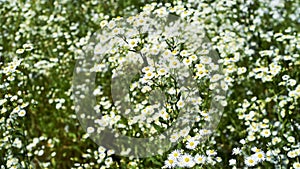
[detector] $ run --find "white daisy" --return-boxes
[157,68,168,76]
[171,49,179,55]
[232,147,242,155]
[112,28,123,35]
[199,129,212,136]
[183,58,192,66]
[293,162,300,169]
[169,59,181,69]
[229,159,236,166]
[178,153,195,168]
[18,110,26,117]
[107,20,116,29]
[287,150,297,158]
[206,149,217,156]
[16,49,25,54]
[196,69,208,79]
[23,43,33,51]
[128,39,139,48]
[211,74,223,82]
[100,20,108,28]
[179,127,190,137]
[164,157,177,168]
[287,136,295,143]
[180,50,189,57]
[254,151,265,162]
[142,66,154,73]
[201,56,212,64]
[186,139,199,150]
[176,100,185,108]
[87,127,95,134]
[245,156,258,167]
[170,133,180,143]
[194,154,206,164]
[261,129,271,137]
[189,54,197,61]
[168,149,181,159]
[144,71,155,79]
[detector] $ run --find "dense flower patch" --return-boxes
[0,0,299,168]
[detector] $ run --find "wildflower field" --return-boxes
[0,0,299,168]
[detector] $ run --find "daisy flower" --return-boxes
[100,20,108,28]
[229,159,236,166]
[23,43,33,51]
[171,49,179,55]
[189,54,197,61]
[194,154,206,164]
[183,58,192,66]
[107,20,116,29]
[206,149,217,156]
[112,28,123,35]
[168,149,181,159]
[287,136,295,143]
[232,147,242,155]
[179,127,190,137]
[157,68,167,76]
[178,153,195,168]
[261,129,271,137]
[180,50,189,57]
[18,109,26,117]
[142,66,154,73]
[199,129,212,136]
[16,49,25,54]
[164,157,177,168]
[169,59,181,69]
[254,151,265,162]
[186,139,199,150]
[245,156,258,167]
[128,39,139,48]
[170,133,180,143]
[176,100,185,108]
[293,162,300,169]
[86,127,95,134]
[201,56,212,64]
[144,71,155,79]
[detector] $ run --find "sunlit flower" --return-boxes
[178,154,195,168]
[261,129,271,137]
[254,151,265,162]
[293,162,300,169]
[229,159,236,166]
[164,157,177,168]
[186,139,199,150]
[87,127,95,134]
[194,154,206,164]
[206,149,217,156]
[16,49,24,54]
[232,147,242,155]
[245,156,258,167]
[18,109,26,117]
[128,39,139,48]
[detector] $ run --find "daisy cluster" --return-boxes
[74,1,226,161]
[184,0,299,168]
[0,0,299,168]
[0,0,131,168]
